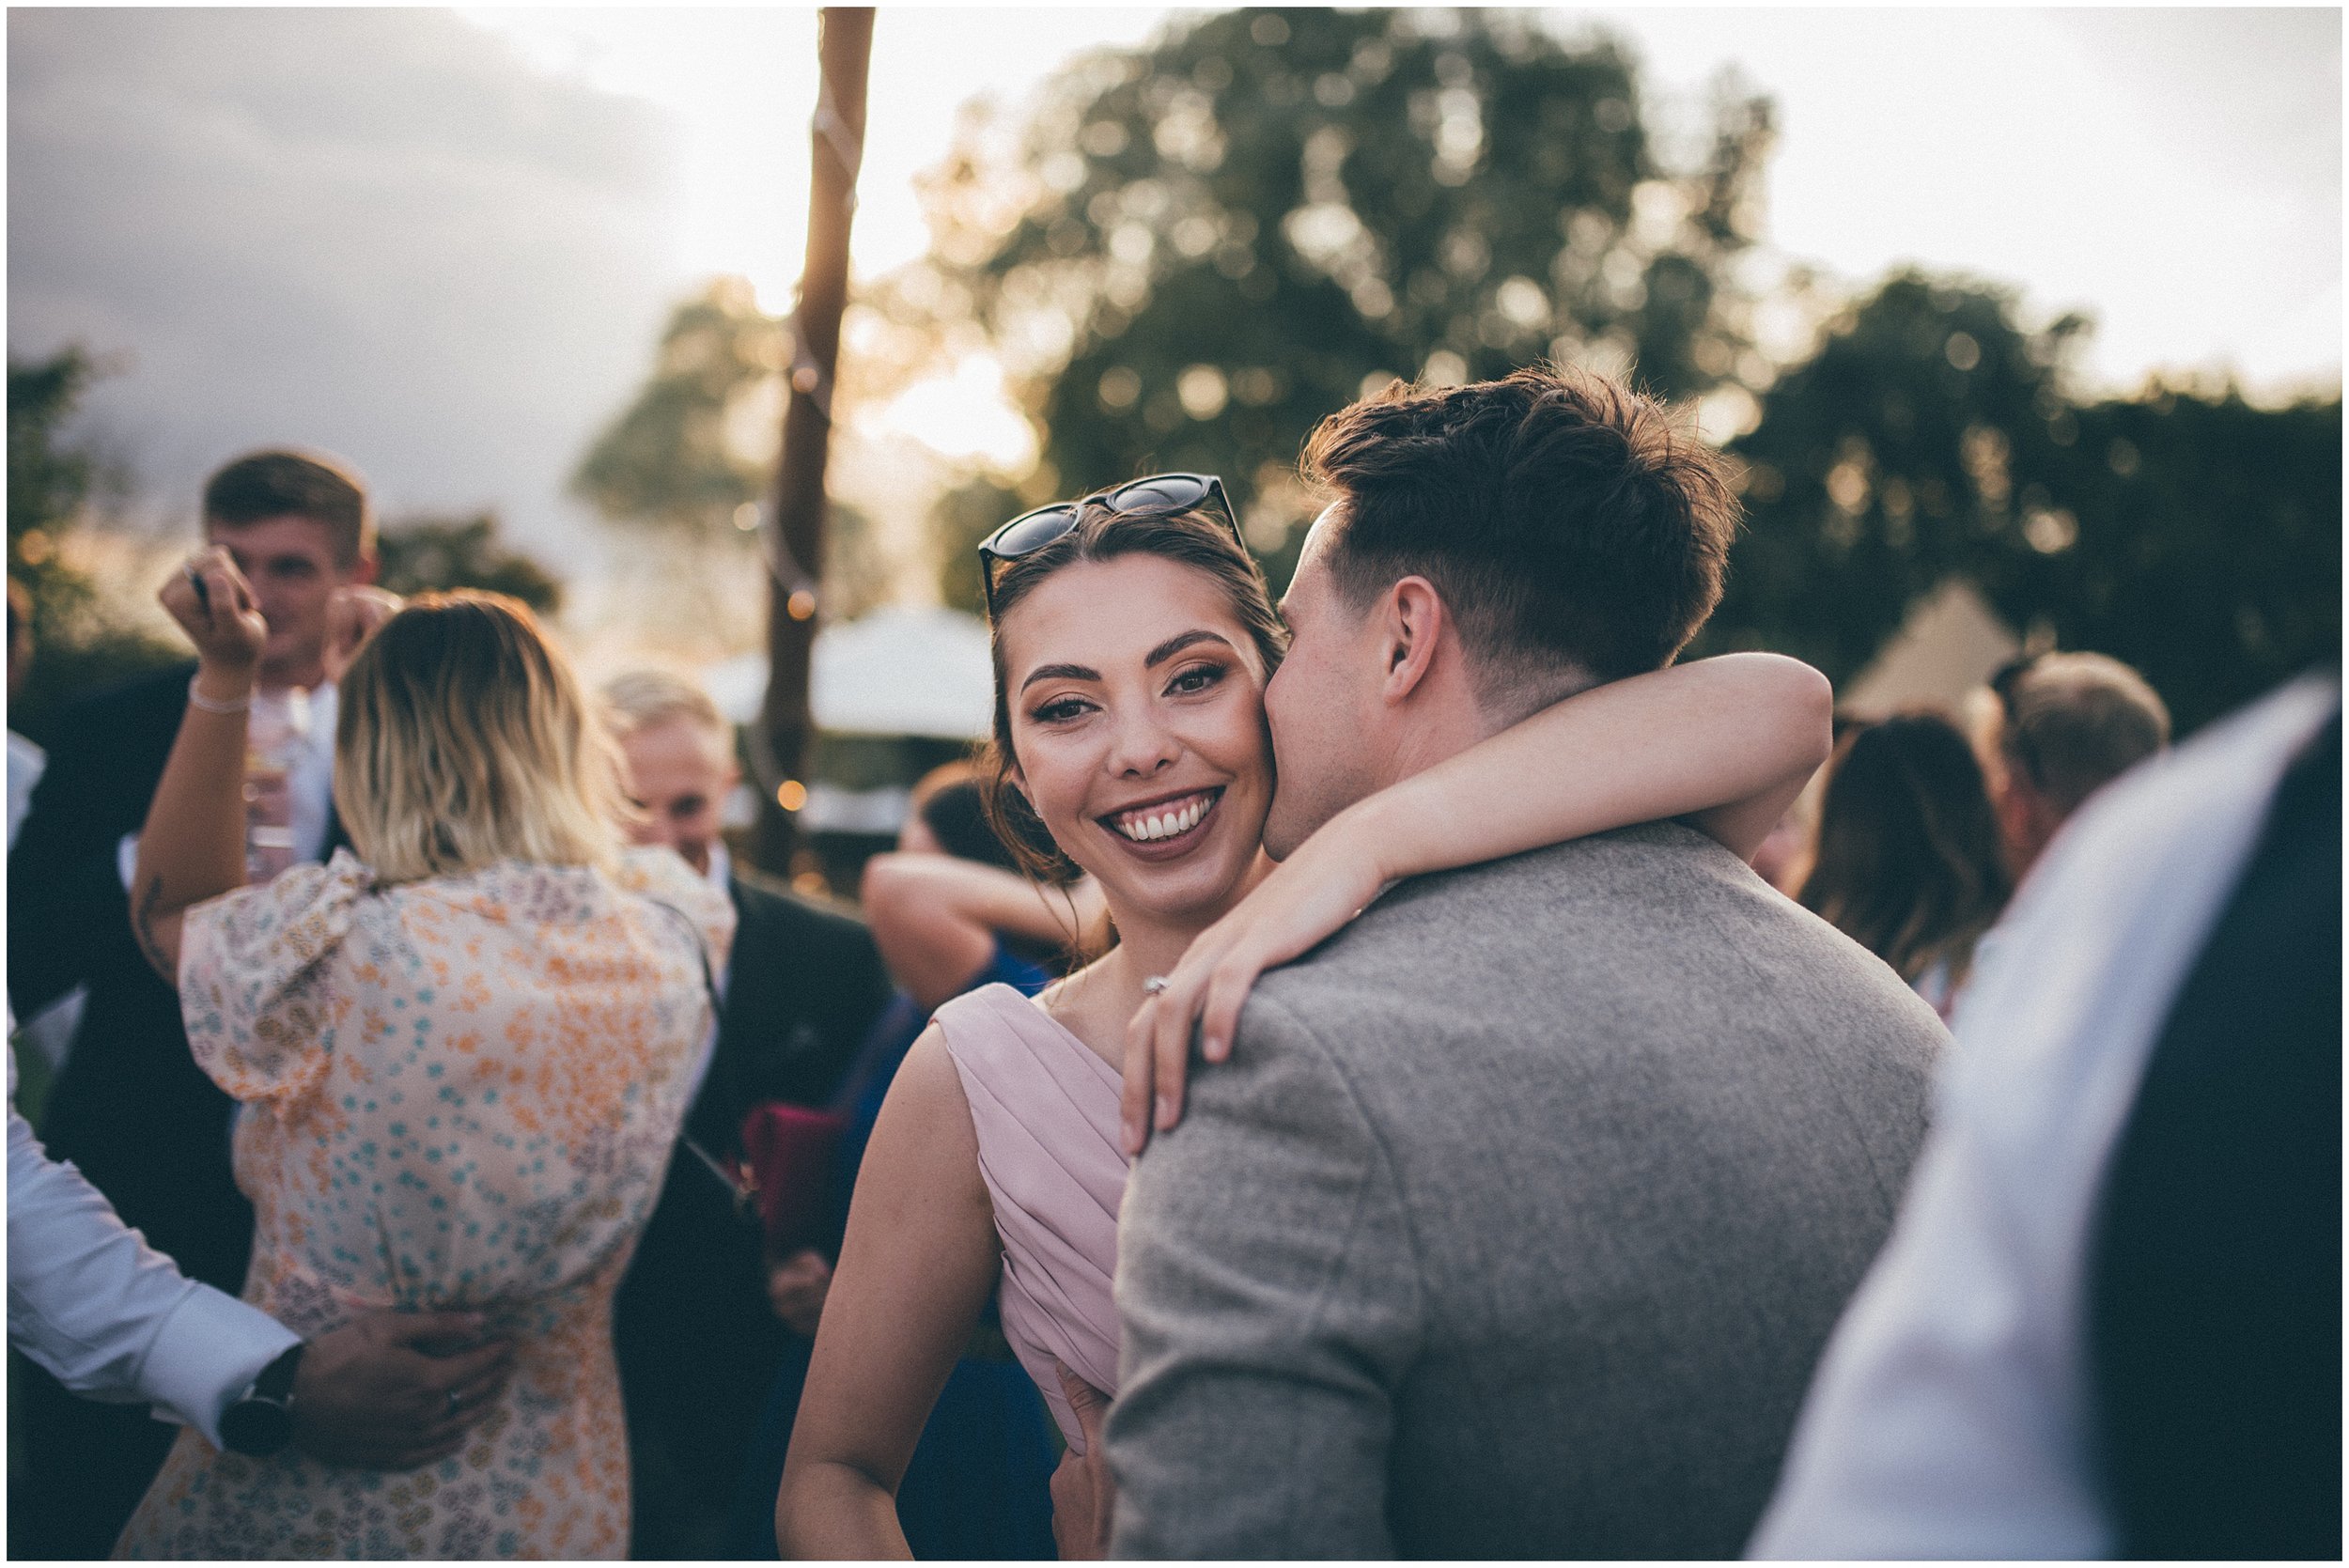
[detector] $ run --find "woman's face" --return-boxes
[999,553,1273,928]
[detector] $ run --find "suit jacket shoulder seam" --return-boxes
[1237,990,1432,1352]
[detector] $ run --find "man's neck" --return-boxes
[1368,662,1595,798]
[1367,691,1510,800]
[257,661,324,695]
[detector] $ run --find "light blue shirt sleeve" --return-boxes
[7,1044,297,1448]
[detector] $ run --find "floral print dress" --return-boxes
[115,847,732,1560]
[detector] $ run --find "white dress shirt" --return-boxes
[1749,674,2340,1559]
[680,840,734,1109]
[8,728,43,850]
[7,1043,297,1449]
[281,680,338,867]
[115,680,337,891]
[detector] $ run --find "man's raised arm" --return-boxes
[1106,993,1423,1558]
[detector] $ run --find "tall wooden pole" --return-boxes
[754,7,873,875]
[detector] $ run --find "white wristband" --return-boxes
[187,675,252,715]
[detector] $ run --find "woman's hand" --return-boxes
[159,548,268,678]
[321,585,402,687]
[1048,1360,1114,1559]
[1120,804,1392,1154]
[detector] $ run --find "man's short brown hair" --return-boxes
[202,449,374,567]
[1995,651,2170,815]
[1300,365,1738,709]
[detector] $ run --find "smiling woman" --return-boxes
[988,543,1285,930]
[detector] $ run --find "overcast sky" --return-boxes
[9,6,2340,576]
[8,7,677,555]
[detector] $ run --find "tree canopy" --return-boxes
[7,348,180,738]
[576,7,2335,737]
[572,277,897,629]
[913,7,1772,599]
[376,512,565,613]
[1711,272,2340,731]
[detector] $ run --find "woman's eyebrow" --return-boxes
[1020,661,1101,692]
[1144,629,1234,668]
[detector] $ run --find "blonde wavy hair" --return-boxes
[334,592,622,884]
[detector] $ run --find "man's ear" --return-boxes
[350,552,381,587]
[1377,576,1446,705]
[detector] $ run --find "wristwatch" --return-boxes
[219,1343,305,1457]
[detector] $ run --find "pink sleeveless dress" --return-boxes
[934,983,1128,1452]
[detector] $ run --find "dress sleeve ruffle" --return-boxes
[614,847,739,977]
[178,848,373,1104]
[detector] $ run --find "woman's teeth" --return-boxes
[1112,792,1214,843]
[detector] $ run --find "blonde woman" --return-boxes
[114,555,731,1560]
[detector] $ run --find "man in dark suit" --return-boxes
[7,449,380,1558]
[602,670,895,1559]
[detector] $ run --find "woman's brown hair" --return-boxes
[976,502,1289,887]
[334,591,622,884]
[1798,710,2013,989]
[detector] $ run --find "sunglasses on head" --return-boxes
[976,474,1239,619]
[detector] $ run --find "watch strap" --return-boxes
[252,1341,305,1405]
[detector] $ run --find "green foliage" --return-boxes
[7,348,180,742]
[377,512,565,613]
[1710,272,2341,732]
[932,474,1031,616]
[8,349,102,637]
[574,278,895,626]
[572,277,784,536]
[819,500,896,624]
[918,8,1769,564]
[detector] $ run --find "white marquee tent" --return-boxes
[702,603,994,740]
[702,605,994,835]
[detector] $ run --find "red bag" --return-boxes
[738,1102,848,1255]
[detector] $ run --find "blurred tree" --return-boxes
[574,276,784,536]
[10,349,104,636]
[932,474,1030,617]
[376,512,565,613]
[574,276,895,627]
[1708,271,2341,733]
[8,348,179,742]
[912,7,1772,584]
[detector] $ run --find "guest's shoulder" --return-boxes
[614,846,738,957]
[1248,818,1937,1048]
[1262,820,1745,980]
[199,846,376,936]
[70,658,201,716]
[36,659,199,749]
[727,862,872,940]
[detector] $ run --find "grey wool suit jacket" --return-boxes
[1106,824,1946,1560]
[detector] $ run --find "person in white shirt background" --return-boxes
[8,1035,516,1468]
[1750,670,2338,1558]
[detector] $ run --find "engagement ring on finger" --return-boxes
[1143,975,1169,995]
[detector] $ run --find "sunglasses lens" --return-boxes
[988,505,1081,559]
[1111,475,1209,514]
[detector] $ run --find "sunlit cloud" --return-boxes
[875,353,1037,473]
